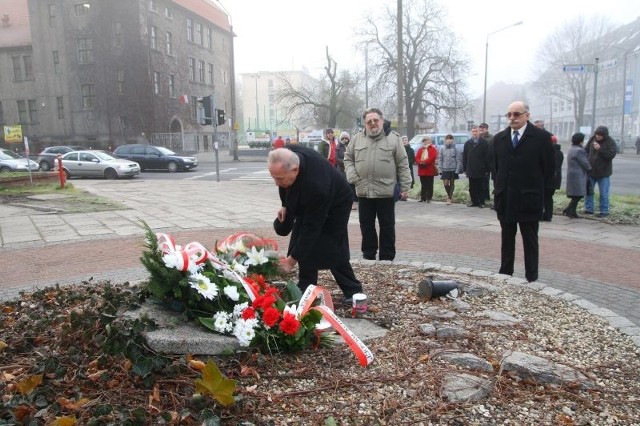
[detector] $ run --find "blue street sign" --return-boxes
[562,65,587,73]
[624,79,633,115]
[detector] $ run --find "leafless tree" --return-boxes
[534,15,613,128]
[275,47,362,129]
[356,0,471,138]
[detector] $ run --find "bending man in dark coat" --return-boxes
[268,146,362,305]
[492,101,555,283]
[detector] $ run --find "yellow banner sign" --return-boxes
[3,125,23,143]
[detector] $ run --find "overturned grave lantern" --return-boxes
[418,278,459,299]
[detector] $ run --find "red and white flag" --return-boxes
[178,94,188,105]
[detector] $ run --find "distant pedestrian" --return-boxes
[402,135,415,189]
[318,128,340,168]
[584,126,616,218]
[635,136,640,155]
[272,136,285,149]
[562,133,591,219]
[542,136,564,221]
[463,126,490,208]
[338,131,357,210]
[414,136,438,203]
[437,134,463,205]
[478,123,494,202]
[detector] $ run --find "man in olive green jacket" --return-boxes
[344,108,412,261]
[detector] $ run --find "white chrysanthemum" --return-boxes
[244,246,269,266]
[233,318,258,347]
[162,252,180,269]
[189,273,218,300]
[223,285,240,302]
[213,311,233,333]
[233,302,249,318]
[187,261,202,275]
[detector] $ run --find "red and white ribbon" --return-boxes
[298,285,374,367]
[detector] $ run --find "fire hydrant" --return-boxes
[57,154,65,189]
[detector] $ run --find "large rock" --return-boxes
[499,351,594,389]
[441,373,493,402]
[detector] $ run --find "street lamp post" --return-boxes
[591,57,599,131]
[482,21,523,125]
[252,74,260,131]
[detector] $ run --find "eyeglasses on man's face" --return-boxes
[365,118,380,126]
[505,111,528,118]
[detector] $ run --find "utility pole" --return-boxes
[396,0,403,135]
[591,57,599,131]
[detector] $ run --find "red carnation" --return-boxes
[279,313,301,336]
[242,307,256,320]
[252,294,276,310]
[262,306,280,327]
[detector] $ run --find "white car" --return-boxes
[58,150,141,179]
[0,149,39,173]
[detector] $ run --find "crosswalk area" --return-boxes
[231,169,273,182]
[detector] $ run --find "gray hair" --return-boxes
[268,148,299,171]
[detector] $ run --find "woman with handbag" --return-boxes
[437,134,463,205]
[414,136,438,203]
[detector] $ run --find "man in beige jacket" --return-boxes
[344,108,412,261]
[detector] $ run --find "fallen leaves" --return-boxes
[194,360,237,407]
[17,374,42,395]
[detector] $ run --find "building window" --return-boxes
[189,57,196,81]
[28,100,38,123]
[74,3,90,16]
[81,84,95,109]
[113,21,123,48]
[49,4,56,27]
[168,75,175,97]
[17,100,27,123]
[186,18,193,42]
[165,7,172,18]
[207,63,213,85]
[117,70,125,94]
[191,96,197,119]
[77,38,94,64]
[194,22,202,45]
[150,25,158,49]
[198,60,205,83]
[153,71,161,95]
[204,27,212,49]
[56,96,64,119]
[166,31,173,55]
[23,56,33,80]
[12,56,22,80]
[52,50,60,74]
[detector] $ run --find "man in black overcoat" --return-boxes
[492,101,555,283]
[268,146,362,304]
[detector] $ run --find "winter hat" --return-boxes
[339,131,350,141]
[594,126,609,137]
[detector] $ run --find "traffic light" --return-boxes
[202,96,212,125]
[216,109,225,126]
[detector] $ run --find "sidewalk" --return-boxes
[1,163,639,338]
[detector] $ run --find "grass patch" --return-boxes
[410,180,640,225]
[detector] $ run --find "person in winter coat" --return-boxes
[402,135,416,189]
[542,136,564,221]
[584,126,617,217]
[437,134,463,205]
[492,101,555,283]
[344,108,411,261]
[562,133,591,218]
[269,146,362,305]
[463,126,491,208]
[317,128,340,168]
[338,131,357,210]
[414,136,438,203]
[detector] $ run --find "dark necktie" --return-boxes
[512,131,520,148]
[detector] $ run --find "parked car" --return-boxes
[57,150,140,179]
[112,144,198,172]
[0,149,39,173]
[37,145,85,171]
[300,130,324,150]
[409,132,469,154]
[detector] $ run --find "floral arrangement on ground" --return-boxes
[1,264,639,424]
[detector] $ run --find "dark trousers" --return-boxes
[358,197,396,261]
[419,176,434,201]
[483,176,491,201]
[543,188,555,220]
[468,177,485,206]
[298,259,362,298]
[499,220,539,282]
[565,196,583,216]
[409,164,415,188]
